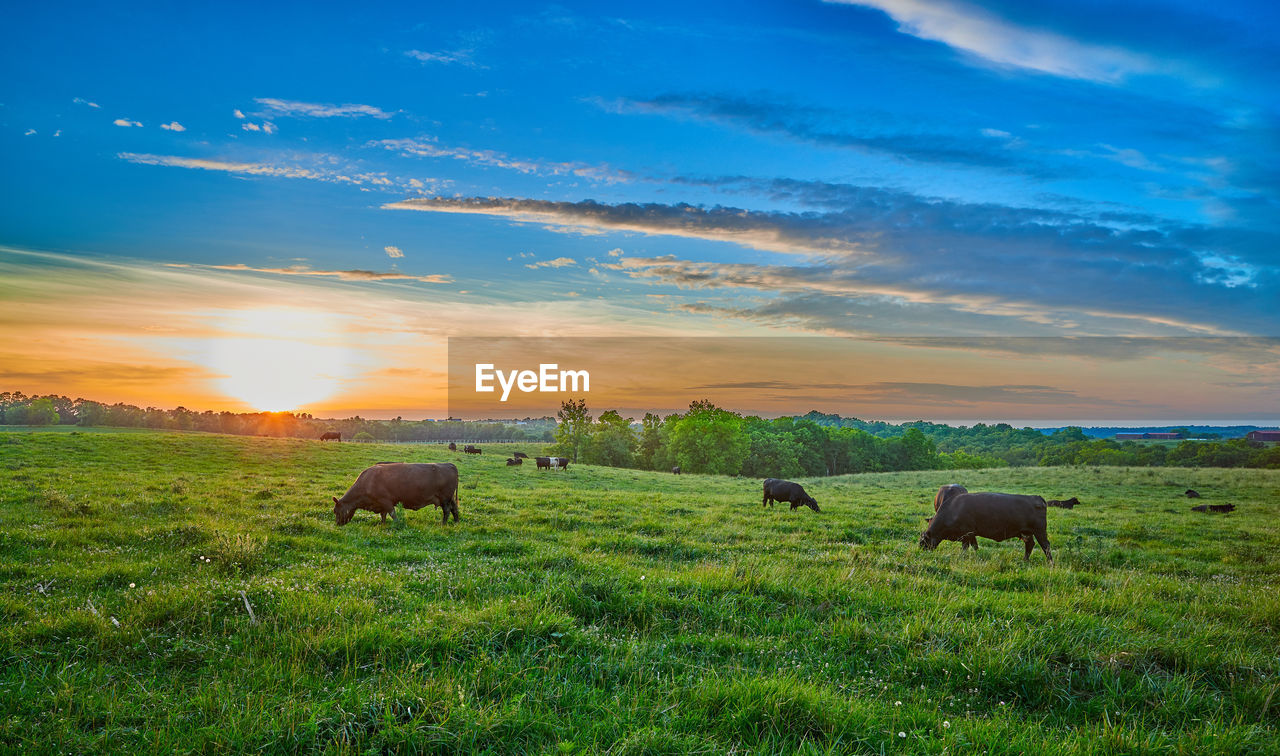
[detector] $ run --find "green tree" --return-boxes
[582,410,637,467]
[15,398,59,426]
[668,401,748,475]
[553,398,592,462]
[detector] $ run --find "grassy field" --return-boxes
[1,431,1277,754]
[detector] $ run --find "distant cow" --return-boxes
[1185,489,1201,498]
[448,442,457,451]
[1046,497,1080,509]
[535,456,569,471]
[320,431,341,441]
[933,484,967,511]
[463,445,481,454]
[506,457,522,466]
[332,462,459,526]
[513,452,529,459]
[762,478,819,512]
[1191,503,1235,513]
[920,492,1052,563]
[672,466,681,475]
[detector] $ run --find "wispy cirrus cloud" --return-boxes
[610,93,1052,175]
[253,98,395,120]
[73,97,101,108]
[117,152,440,192]
[828,0,1159,83]
[405,48,480,67]
[524,257,577,270]
[180,263,451,284]
[370,137,630,182]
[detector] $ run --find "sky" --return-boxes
[1,1,1278,421]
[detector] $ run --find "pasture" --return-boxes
[1,431,1278,754]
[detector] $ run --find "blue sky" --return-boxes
[1,1,1278,416]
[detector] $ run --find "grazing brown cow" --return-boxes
[320,431,341,441]
[763,478,819,512]
[448,442,457,451]
[333,462,459,525]
[506,457,522,466]
[920,492,1052,563]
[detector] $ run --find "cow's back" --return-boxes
[937,492,1045,540]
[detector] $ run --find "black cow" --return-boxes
[463,445,481,455]
[762,478,819,512]
[320,431,341,441]
[448,442,457,451]
[920,492,1052,563]
[535,456,569,471]
[1191,503,1235,513]
[672,466,681,475]
[1185,489,1201,498]
[506,457,522,466]
[513,452,529,459]
[1046,497,1080,509]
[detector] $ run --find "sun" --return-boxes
[192,308,360,412]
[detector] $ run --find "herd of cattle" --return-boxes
[328,440,1237,560]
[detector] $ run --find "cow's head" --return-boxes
[790,496,820,513]
[333,496,356,526]
[918,522,940,549]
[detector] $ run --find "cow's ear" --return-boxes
[332,497,340,505]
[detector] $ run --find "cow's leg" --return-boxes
[451,502,460,522]
[762,494,770,508]
[1022,535,1034,560]
[1035,531,1053,564]
[381,511,388,523]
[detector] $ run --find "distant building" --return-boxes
[1246,430,1280,443]
[1115,433,1147,440]
[1115,431,1183,440]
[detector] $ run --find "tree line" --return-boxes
[550,402,1280,474]
[4,391,1277,471]
[0,392,554,443]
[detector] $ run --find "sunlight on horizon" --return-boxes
[183,308,363,412]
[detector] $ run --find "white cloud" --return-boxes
[607,248,624,257]
[525,257,577,269]
[117,151,437,193]
[384,245,404,258]
[113,118,143,128]
[405,49,478,67]
[254,98,394,119]
[241,121,277,134]
[53,130,61,137]
[73,97,101,108]
[830,0,1156,83]
[233,109,246,119]
[23,129,36,136]
[981,128,1010,138]
[371,137,629,183]
[160,122,186,132]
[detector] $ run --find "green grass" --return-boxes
[1,431,1278,754]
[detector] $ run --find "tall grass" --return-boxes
[1,430,1277,753]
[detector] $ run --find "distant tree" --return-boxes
[669,401,748,475]
[16,398,60,426]
[582,410,637,467]
[554,398,592,462]
[352,431,374,442]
